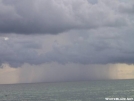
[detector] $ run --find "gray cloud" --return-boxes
[45,25,134,64]
[0,0,130,34]
[119,1,134,14]
[0,0,134,68]
[0,35,43,67]
[1,26,134,68]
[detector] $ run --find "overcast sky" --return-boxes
[0,0,134,84]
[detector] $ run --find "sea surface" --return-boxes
[0,79,134,101]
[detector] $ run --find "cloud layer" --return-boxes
[0,0,132,34]
[0,0,134,68]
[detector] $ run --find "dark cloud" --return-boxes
[87,0,98,4]
[1,26,134,68]
[119,2,134,14]
[0,0,128,34]
[0,0,134,68]
[0,35,43,67]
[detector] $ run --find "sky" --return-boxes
[0,0,134,84]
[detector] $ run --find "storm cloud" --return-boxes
[0,0,130,34]
[0,0,134,68]
[1,0,134,84]
[1,27,134,68]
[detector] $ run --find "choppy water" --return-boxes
[0,80,134,101]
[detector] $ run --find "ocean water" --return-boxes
[0,80,134,101]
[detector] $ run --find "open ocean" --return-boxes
[0,79,134,101]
